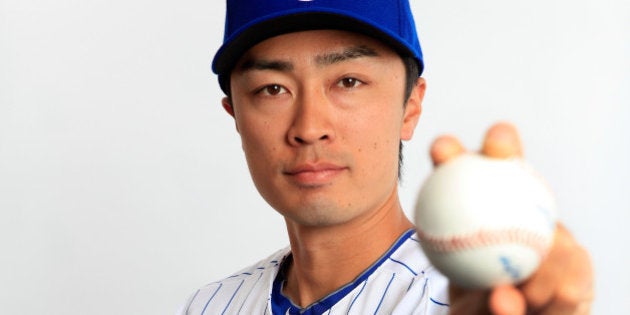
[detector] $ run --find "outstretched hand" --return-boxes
[430,122,594,315]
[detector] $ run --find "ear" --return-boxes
[400,77,425,141]
[222,97,235,117]
[222,97,239,132]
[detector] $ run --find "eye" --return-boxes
[257,84,287,96]
[337,77,363,89]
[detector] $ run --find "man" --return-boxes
[180,1,593,314]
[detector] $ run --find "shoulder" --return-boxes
[373,231,451,314]
[324,230,450,314]
[177,247,290,315]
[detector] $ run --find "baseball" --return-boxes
[414,153,557,289]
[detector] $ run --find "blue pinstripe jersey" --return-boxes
[178,229,450,315]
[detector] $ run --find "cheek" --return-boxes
[236,113,291,183]
[242,135,275,164]
[348,110,403,174]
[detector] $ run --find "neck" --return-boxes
[281,189,414,307]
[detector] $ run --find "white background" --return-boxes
[1,0,628,314]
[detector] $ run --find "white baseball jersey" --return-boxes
[178,229,450,315]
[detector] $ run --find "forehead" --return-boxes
[234,29,401,68]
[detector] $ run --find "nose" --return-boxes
[287,88,335,146]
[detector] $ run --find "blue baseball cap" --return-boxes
[212,0,424,93]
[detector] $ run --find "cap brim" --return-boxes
[213,12,423,93]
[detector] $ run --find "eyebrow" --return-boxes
[238,59,294,72]
[237,45,380,73]
[315,45,379,66]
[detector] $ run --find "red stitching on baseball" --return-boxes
[417,228,551,256]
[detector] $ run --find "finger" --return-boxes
[539,237,594,315]
[448,285,490,315]
[570,300,594,315]
[522,225,594,313]
[538,289,591,315]
[480,122,523,159]
[539,301,579,315]
[520,225,569,309]
[489,285,525,315]
[430,135,466,166]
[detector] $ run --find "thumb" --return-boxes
[489,285,526,315]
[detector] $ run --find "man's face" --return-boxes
[225,30,423,228]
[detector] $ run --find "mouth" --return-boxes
[284,163,347,186]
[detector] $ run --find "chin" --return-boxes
[279,201,356,227]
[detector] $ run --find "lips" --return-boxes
[284,163,347,186]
